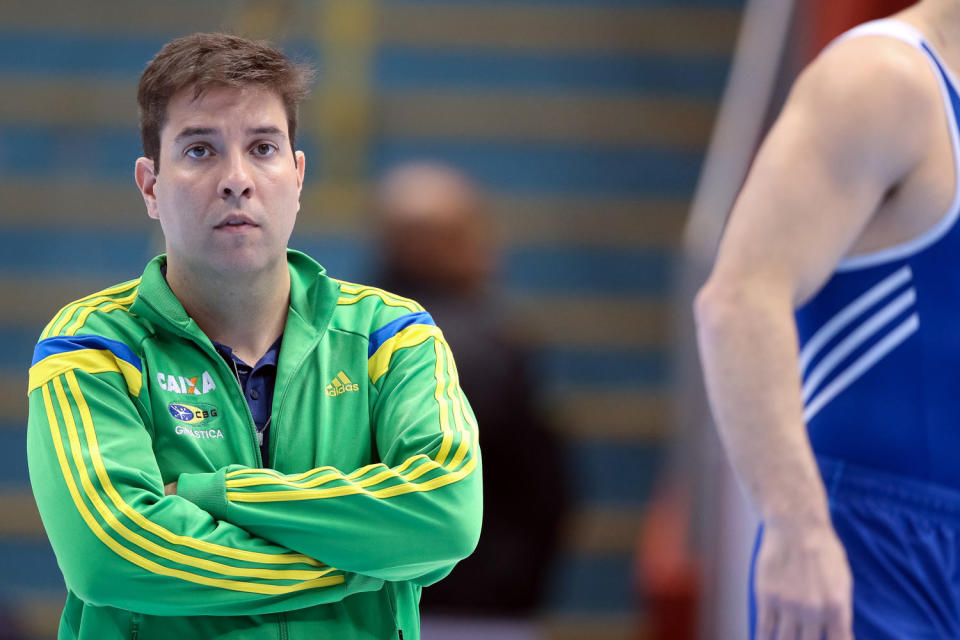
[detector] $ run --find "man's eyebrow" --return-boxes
[249,126,285,136]
[174,127,217,142]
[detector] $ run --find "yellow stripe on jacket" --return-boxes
[368,324,445,384]
[29,349,143,396]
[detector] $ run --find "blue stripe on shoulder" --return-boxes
[368,312,436,357]
[32,335,141,370]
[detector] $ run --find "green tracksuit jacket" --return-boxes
[26,250,482,640]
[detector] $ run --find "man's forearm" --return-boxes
[694,280,829,526]
[176,449,482,582]
[27,372,383,616]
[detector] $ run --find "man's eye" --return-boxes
[253,143,277,157]
[186,145,210,159]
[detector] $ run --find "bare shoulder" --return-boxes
[708,30,945,301]
[789,34,940,146]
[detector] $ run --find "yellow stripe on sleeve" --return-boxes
[65,297,136,336]
[47,288,138,339]
[222,331,479,503]
[337,290,421,313]
[52,375,335,583]
[60,371,326,568]
[226,459,414,488]
[433,339,454,466]
[226,460,387,484]
[335,280,424,313]
[41,280,140,340]
[225,455,439,493]
[442,341,473,470]
[226,456,478,503]
[368,324,445,384]
[42,378,344,594]
[29,349,143,397]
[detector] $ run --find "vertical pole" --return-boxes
[316,0,377,224]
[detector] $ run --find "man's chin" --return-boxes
[214,253,283,277]
[171,248,285,281]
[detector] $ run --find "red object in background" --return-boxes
[800,0,916,63]
[636,487,699,640]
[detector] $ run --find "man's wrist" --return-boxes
[176,468,230,520]
[764,503,833,531]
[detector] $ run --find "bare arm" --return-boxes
[695,37,935,640]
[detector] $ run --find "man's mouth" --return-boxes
[215,214,258,229]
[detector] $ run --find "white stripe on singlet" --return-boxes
[798,265,912,374]
[803,314,919,422]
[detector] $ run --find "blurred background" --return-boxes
[0,0,914,639]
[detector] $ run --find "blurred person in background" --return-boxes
[26,33,481,640]
[695,1,960,638]
[374,162,569,633]
[0,609,24,640]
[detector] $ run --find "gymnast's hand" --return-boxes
[754,518,853,640]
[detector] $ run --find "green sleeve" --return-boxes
[27,365,382,617]
[177,332,483,583]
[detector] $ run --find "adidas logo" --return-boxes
[325,371,359,397]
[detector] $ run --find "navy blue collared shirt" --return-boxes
[213,336,282,465]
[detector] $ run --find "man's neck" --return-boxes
[165,258,290,365]
[906,1,960,59]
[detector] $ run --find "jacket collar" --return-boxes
[130,250,341,351]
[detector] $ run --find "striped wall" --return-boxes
[0,1,743,637]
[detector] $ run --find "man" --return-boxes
[374,163,568,621]
[26,33,481,640]
[695,1,960,638]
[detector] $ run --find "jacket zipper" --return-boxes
[129,613,141,640]
[278,612,289,640]
[223,354,263,466]
[269,335,320,465]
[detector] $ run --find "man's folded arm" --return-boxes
[27,341,382,617]
[177,330,484,585]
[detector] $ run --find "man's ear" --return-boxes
[294,150,306,215]
[135,157,160,220]
[295,150,306,191]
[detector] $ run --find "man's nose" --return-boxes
[218,151,254,199]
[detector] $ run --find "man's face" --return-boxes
[136,84,305,278]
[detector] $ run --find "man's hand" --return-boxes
[754,520,853,640]
[164,481,177,496]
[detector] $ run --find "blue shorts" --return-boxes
[749,457,960,639]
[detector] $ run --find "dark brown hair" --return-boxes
[137,33,313,171]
